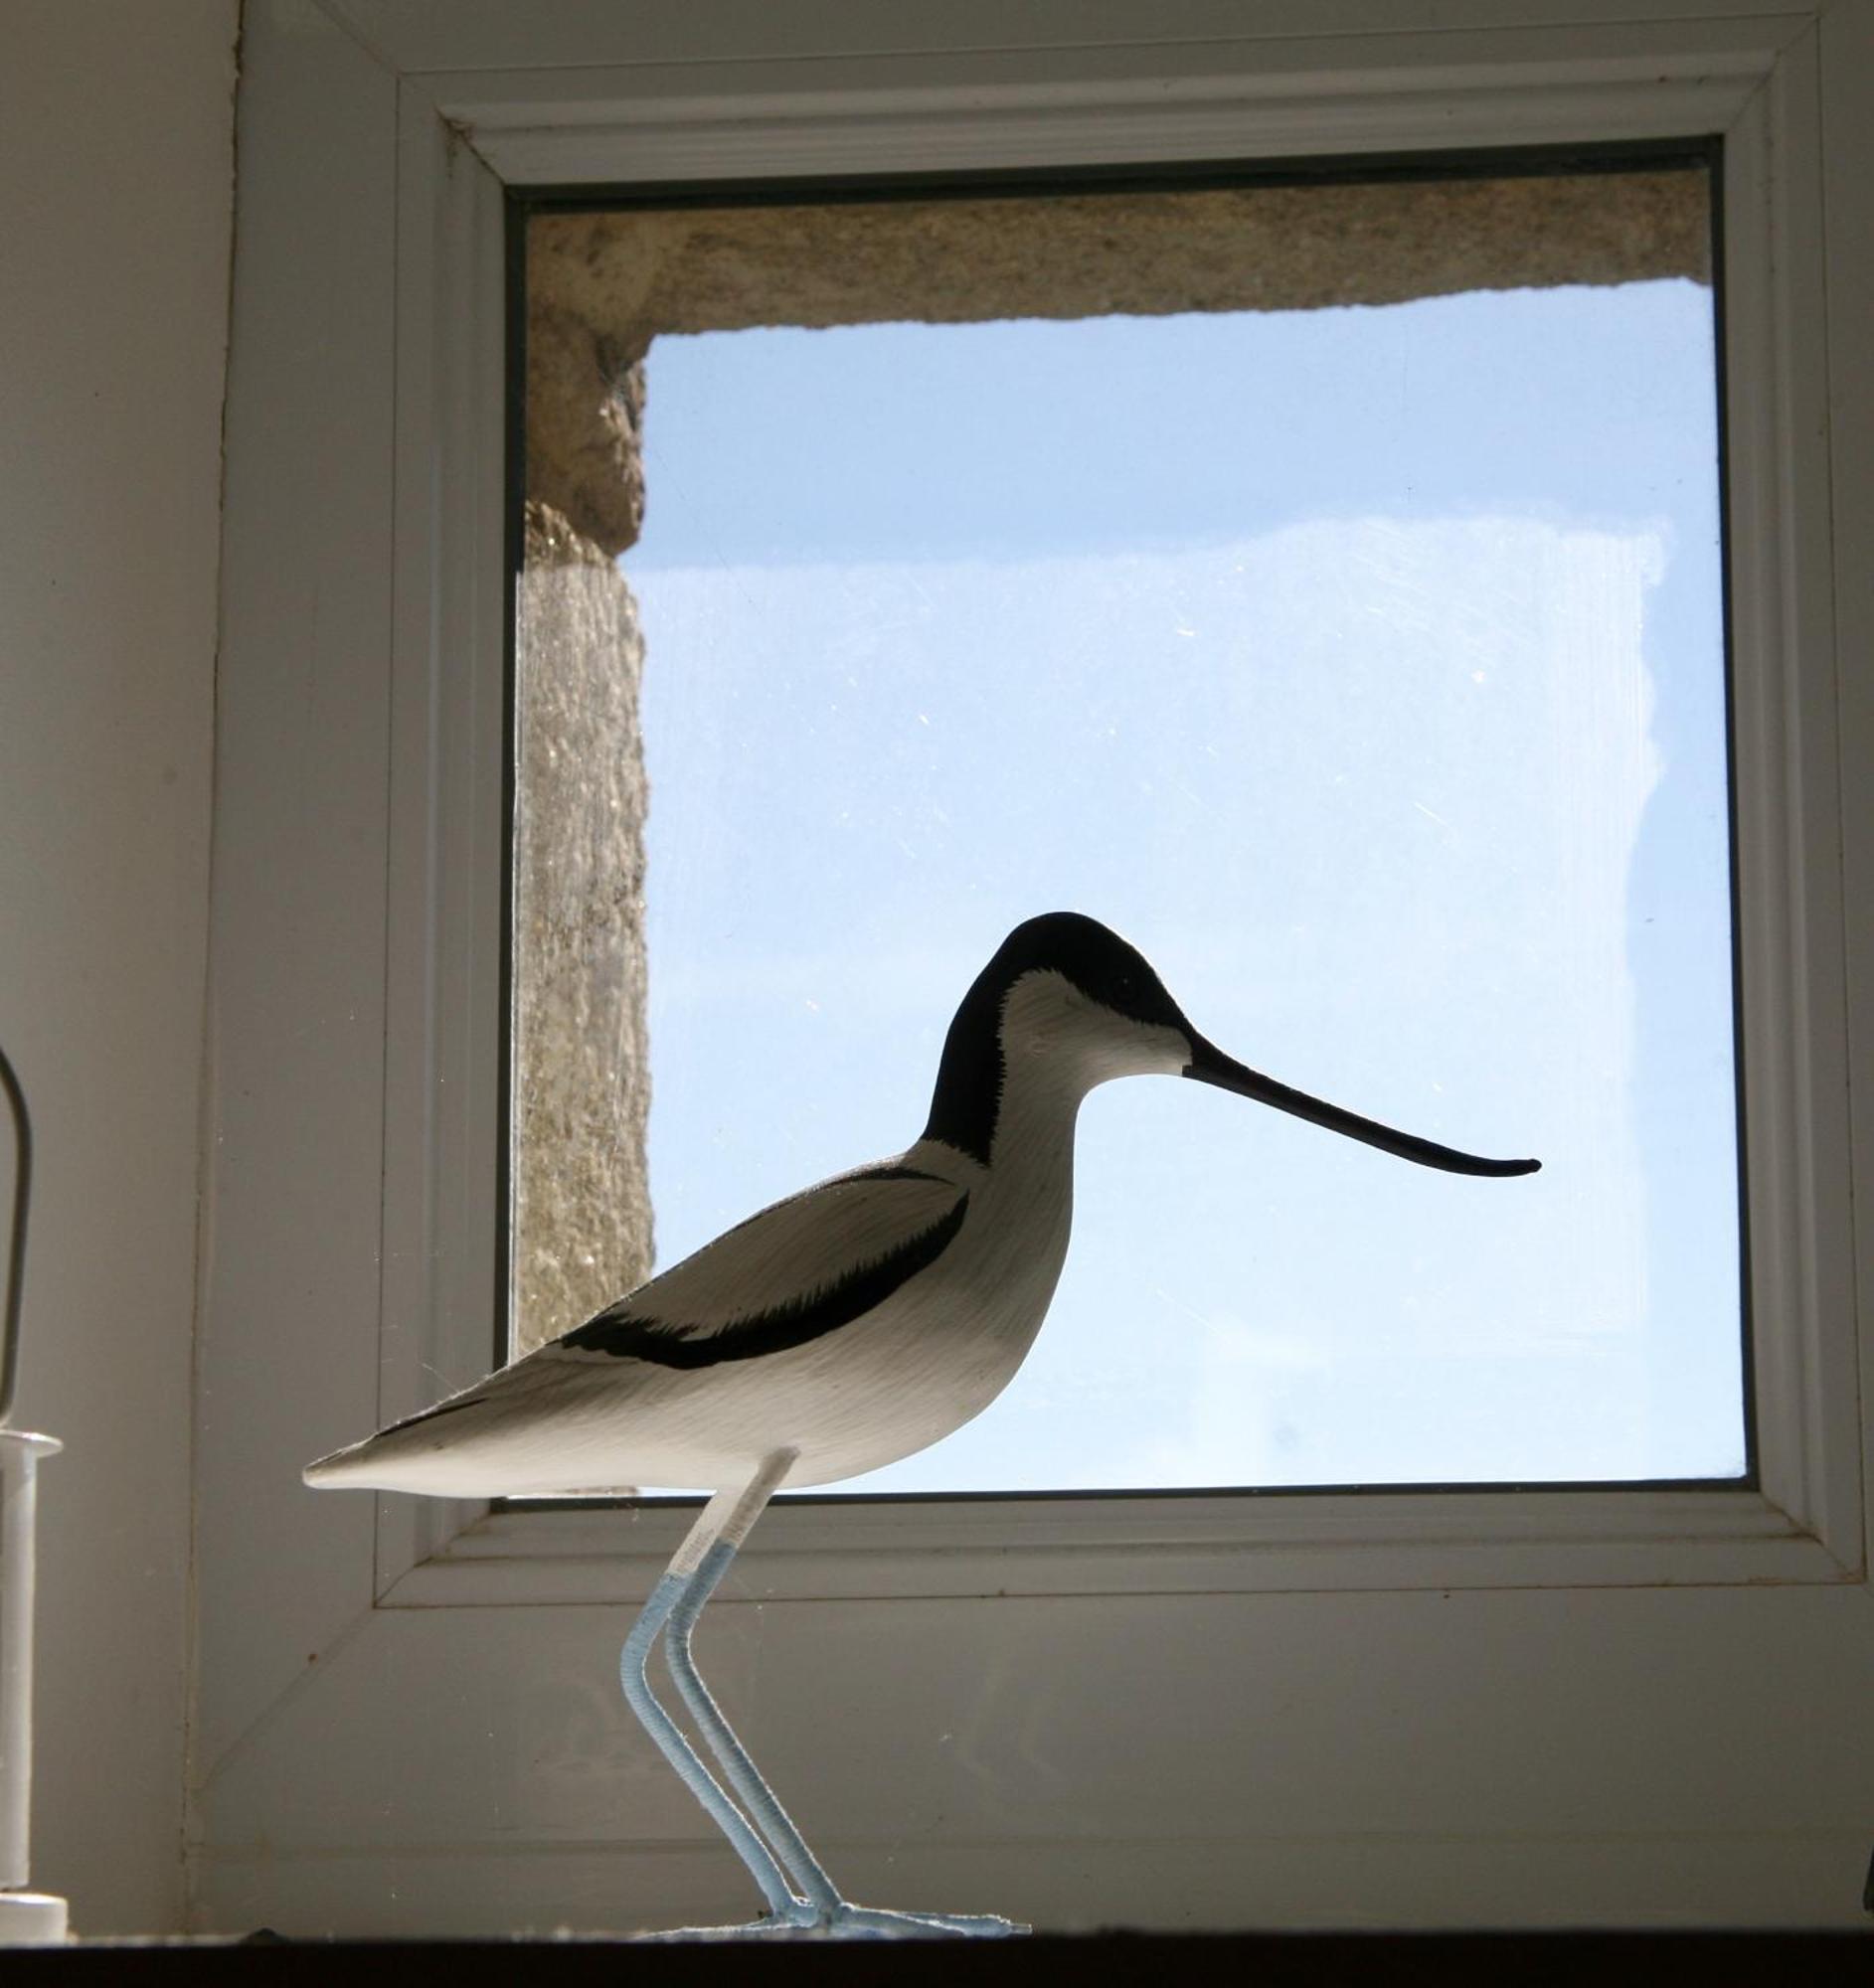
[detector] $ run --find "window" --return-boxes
[512,158,1745,1491]
[201,3,1871,1938]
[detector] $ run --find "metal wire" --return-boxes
[0,1044,31,1427]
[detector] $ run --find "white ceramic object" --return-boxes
[0,1430,66,1944]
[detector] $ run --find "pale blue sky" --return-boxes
[611,275,1740,1492]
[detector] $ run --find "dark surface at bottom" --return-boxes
[13,1930,1870,1983]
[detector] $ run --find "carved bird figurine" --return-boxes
[307,911,1537,1937]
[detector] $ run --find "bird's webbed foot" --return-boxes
[782,1902,1028,1939]
[634,1901,1024,1942]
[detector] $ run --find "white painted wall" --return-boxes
[0,0,238,1935]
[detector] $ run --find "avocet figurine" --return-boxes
[306,912,1537,1938]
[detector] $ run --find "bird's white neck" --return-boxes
[921,966,1192,1171]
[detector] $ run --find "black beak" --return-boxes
[1183,1035,1540,1178]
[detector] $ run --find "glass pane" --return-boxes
[514,162,1743,1492]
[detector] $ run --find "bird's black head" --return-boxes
[922,911,1543,1181]
[921,913,1195,1166]
[979,912,1191,1036]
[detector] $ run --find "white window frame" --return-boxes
[198,0,1873,1935]
[385,14,1856,1604]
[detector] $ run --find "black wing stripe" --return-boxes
[561,1193,969,1370]
[689,1162,949,1252]
[374,1393,485,1437]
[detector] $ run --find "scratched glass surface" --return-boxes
[528,182,1741,1492]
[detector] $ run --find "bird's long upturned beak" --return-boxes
[1182,1035,1540,1178]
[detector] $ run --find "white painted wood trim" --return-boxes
[1818,0,1874,1575]
[419,22,1799,186]
[197,0,401,1808]
[373,85,509,1595]
[322,0,1821,83]
[1721,31,1864,1571]
[383,1486,1844,1610]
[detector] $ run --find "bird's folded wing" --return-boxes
[551,1163,968,1370]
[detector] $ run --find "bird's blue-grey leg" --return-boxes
[659,1449,1026,1940]
[660,1450,843,1917]
[619,1469,812,1928]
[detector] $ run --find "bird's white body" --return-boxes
[305,973,1192,1498]
[302,912,1536,1938]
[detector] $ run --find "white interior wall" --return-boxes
[0,0,238,1934]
